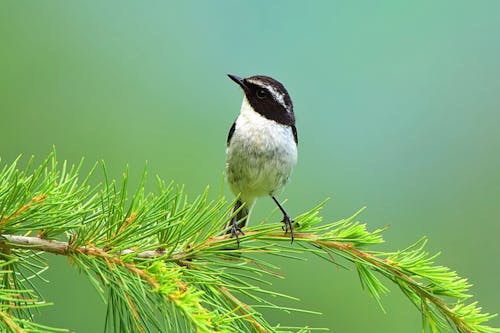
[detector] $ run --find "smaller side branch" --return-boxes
[0,195,47,226]
[0,308,24,333]
[220,286,265,333]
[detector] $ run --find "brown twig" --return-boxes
[219,286,266,333]
[117,211,138,235]
[0,195,46,226]
[0,308,24,333]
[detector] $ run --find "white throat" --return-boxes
[236,95,294,133]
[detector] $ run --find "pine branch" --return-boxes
[0,151,498,333]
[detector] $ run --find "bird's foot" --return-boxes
[230,219,245,247]
[281,214,296,243]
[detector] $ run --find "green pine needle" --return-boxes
[0,150,498,333]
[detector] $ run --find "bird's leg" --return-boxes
[229,200,245,246]
[271,195,295,243]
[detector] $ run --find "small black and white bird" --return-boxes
[225,74,298,244]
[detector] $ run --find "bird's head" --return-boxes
[228,74,295,126]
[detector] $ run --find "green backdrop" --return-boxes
[1,1,499,332]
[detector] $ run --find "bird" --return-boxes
[225,74,298,245]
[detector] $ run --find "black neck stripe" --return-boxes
[245,95,295,126]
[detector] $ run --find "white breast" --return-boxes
[226,97,297,204]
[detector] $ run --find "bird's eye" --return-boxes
[256,89,268,99]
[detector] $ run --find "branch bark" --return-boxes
[0,234,168,258]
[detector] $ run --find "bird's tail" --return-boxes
[225,199,249,233]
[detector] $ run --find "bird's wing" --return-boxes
[227,121,236,146]
[292,125,298,145]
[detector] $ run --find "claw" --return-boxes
[282,215,295,243]
[229,218,245,247]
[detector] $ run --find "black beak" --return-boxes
[227,74,247,90]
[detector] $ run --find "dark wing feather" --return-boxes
[292,125,298,145]
[227,121,236,146]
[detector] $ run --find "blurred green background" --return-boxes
[1,1,499,332]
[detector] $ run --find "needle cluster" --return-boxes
[0,151,498,333]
